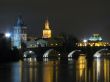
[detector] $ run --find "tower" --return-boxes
[12,16,22,49]
[21,26,27,42]
[42,19,52,38]
[12,16,27,49]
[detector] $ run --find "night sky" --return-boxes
[0,0,110,41]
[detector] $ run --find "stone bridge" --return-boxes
[21,46,110,59]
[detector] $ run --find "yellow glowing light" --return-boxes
[78,55,86,77]
[42,19,52,38]
[55,43,58,46]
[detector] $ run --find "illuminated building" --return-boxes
[26,38,63,48]
[11,16,22,49]
[26,39,48,48]
[77,34,110,47]
[89,34,102,41]
[42,19,52,38]
[12,16,27,49]
[26,18,63,48]
[21,26,27,42]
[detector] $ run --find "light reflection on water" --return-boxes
[0,54,110,82]
[76,55,87,82]
[93,58,110,82]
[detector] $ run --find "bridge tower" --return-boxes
[11,16,27,49]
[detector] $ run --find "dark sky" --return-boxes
[0,0,110,41]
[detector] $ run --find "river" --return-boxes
[0,54,110,82]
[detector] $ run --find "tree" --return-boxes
[59,32,79,47]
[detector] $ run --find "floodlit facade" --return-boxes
[26,38,63,48]
[77,34,110,47]
[11,16,27,49]
[12,17,22,49]
[21,26,27,42]
[42,19,52,38]
[26,39,48,48]
[89,34,102,41]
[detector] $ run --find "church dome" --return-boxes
[89,34,102,41]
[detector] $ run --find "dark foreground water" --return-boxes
[0,55,110,82]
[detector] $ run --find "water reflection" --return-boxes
[21,58,59,82]
[0,53,110,82]
[104,58,110,82]
[21,58,38,82]
[93,58,101,82]
[0,62,21,82]
[43,60,58,82]
[76,54,87,82]
[67,54,110,82]
[93,58,110,82]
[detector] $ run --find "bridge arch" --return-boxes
[23,50,36,58]
[68,50,81,58]
[94,48,109,58]
[43,49,60,58]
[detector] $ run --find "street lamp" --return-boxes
[83,39,87,43]
[83,39,87,46]
[4,32,12,49]
[5,33,11,38]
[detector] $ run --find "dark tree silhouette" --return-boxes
[58,32,79,52]
[0,34,20,62]
[59,33,79,47]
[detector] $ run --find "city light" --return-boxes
[94,52,101,58]
[5,33,11,38]
[83,39,87,43]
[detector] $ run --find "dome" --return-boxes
[89,34,102,41]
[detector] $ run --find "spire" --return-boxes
[16,16,24,26]
[45,19,50,30]
[42,18,52,38]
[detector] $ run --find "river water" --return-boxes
[0,55,110,82]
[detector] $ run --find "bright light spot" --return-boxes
[43,49,53,58]
[29,51,33,53]
[99,37,102,41]
[83,39,87,43]
[96,58,101,79]
[94,52,101,58]
[58,54,60,56]
[5,33,11,38]
[56,43,58,45]
[68,50,81,58]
